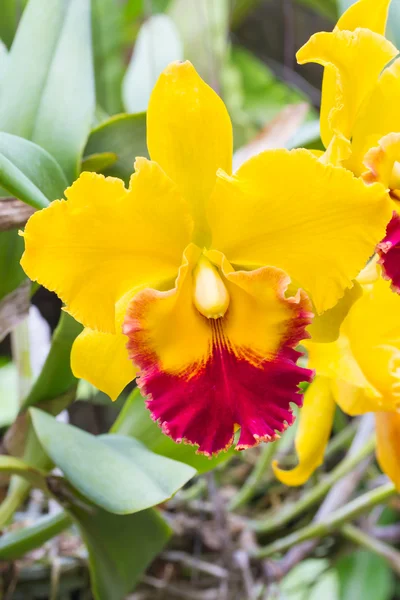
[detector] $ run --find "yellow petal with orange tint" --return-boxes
[362,133,400,190]
[208,148,391,313]
[71,328,137,401]
[273,377,336,486]
[147,61,232,242]
[297,29,397,148]
[21,161,192,333]
[375,411,400,490]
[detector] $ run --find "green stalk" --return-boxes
[252,436,375,534]
[229,441,278,510]
[341,523,400,576]
[254,482,396,558]
[0,511,71,560]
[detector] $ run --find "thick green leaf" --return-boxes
[0,133,68,208]
[0,0,95,183]
[22,312,82,409]
[122,14,183,113]
[112,388,234,473]
[31,408,196,514]
[83,113,148,183]
[71,504,171,600]
[336,550,394,600]
[92,0,124,114]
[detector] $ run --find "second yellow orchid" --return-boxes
[20,61,390,455]
[297,0,400,291]
[274,265,400,489]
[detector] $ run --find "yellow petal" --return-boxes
[21,161,192,333]
[345,277,400,403]
[350,59,400,176]
[208,148,391,313]
[307,281,362,343]
[337,0,391,34]
[147,61,233,242]
[273,377,336,486]
[71,328,137,401]
[297,29,397,148]
[305,336,377,398]
[375,412,400,489]
[335,376,388,415]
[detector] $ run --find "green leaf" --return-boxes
[336,550,395,600]
[0,1,28,49]
[0,133,68,209]
[0,229,25,300]
[92,0,125,114]
[122,14,183,114]
[0,511,71,560]
[83,113,148,183]
[81,152,118,173]
[31,408,196,514]
[0,505,170,600]
[0,0,95,183]
[112,388,234,473]
[281,559,335,600]
[0,455,47,489]
[70,504,171,600]
[22,312,82,409]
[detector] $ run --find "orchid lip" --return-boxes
[192,255,230,319]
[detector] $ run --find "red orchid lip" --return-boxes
[377,212,400,294]
[125,289,313,456]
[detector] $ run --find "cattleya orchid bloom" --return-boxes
[21,62,391,455]
[297,0,400,290]
[273,263,400,489]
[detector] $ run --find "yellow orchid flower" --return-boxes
[297,0,400,292]
[20,62,391,455]
[273,268,400,489]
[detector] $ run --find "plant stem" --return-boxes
[229,441,278,511]
[252,435,375,534]
[324,421,356,460]
[254,482,396,558]
[341,523,400,576]
[0,511,71,560]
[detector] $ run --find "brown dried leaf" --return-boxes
[0,280,30,343]
[0,197,35,232]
